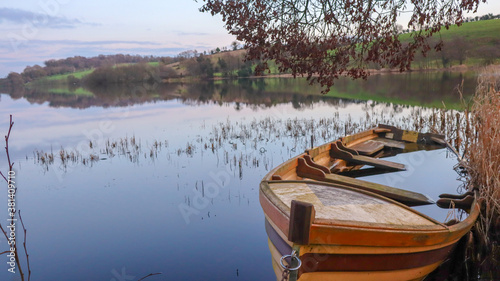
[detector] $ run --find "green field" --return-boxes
[399,19,500,42]
[43,69,94,81]
[433,19,500,42]
[401,19,500,66]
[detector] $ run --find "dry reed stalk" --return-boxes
[463,65,500,249]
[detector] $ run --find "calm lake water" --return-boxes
[0,72,476,281]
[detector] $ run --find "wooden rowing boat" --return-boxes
[260,124,479,281]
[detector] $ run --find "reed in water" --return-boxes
[461,65,500,279]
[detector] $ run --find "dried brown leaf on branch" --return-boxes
[199,0,485,92]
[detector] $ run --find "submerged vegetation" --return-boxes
[31,102,468,182]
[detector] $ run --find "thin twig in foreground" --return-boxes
[19,210,31,281]
[0,114,14,182]
[137,272,163,281]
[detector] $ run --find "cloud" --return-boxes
[0,38,163,53]
[56,46,189,58]
[0,7,96,29]
[28,39,163,46]
[175,31,209,36]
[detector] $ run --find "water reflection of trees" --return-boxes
[2,72,476,109]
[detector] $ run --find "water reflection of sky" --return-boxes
[1,93,425,155]
[0,89,465,281]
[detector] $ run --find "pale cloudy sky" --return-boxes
[0,0,499,77]
[0,0,237,77]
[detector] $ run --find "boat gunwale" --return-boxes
[260,180,480,247]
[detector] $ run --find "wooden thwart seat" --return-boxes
[377,124,446,145]
[297,156,434,206]
[349,140,385,156]
[337,167,399,178]
[371,137,406,149]
[332,141,406,171]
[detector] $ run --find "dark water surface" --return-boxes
[0,73,474,280]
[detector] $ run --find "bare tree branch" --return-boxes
[200,0,486,92]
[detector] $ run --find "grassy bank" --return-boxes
[43,69,94,81]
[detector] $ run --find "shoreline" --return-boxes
[209,64,491,81]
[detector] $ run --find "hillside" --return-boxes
[434,18,500,42]
[405,19,500,69]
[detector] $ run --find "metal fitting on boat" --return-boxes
[280,250,302,271]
